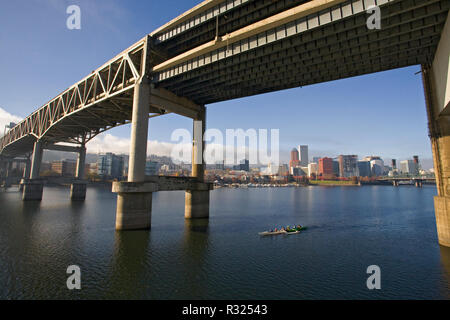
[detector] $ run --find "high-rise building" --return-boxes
[338,155,358,178]
[391,159,397,170]
[332,160,340,176]
[298,145,309,167]
[364,156,385,176]
[400,160,419,176]
[239,159,250,172]
[308,163,318,177]
[319,157,334,178]
[97,153,124,179]
[289,148,300,170]
[357,161,371,177]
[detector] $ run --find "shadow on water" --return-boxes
[439,245,450,298]
[180,219,210,299]
[21,200,41,215]
[104,230,151,299]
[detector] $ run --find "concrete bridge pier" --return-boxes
[185,108,210,219]
[70,144,87,201]
[393,180,399,187]
[415,180,423,188]
[22,140,44,201]
[114,79,153,230]
[422,12,450,247]
[4,160,13,188]
[19,156,31,191]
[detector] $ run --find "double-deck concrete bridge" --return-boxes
[1,0,449,246]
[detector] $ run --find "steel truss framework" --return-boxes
[0,39,149,157]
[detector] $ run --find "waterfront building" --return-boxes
[298,145,309,167]
[400,160,419,176]
[332,160,340,176]
[51,159,77,177]
[97,153,124,179]
[319,157,334,178]
[289,148,300,170]
[278,164,289,176]
[145,161,160,176]
[308,162,318,177]
[357,160,371,177]
[239,159,250,172]
[338,155,358,177]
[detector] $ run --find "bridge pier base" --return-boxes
[22,180,43,201]
[113,182,156,230]
[185,190,210,219]
[22,141,43,201]
[70,182,87,201]
[71,145,87,201]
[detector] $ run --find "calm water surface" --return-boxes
[0,185,449,299]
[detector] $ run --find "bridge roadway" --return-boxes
[0,0,449,246]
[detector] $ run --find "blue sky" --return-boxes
[0,0,433,166]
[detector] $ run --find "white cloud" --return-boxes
[0,108,22,137]
[87,133,188,158]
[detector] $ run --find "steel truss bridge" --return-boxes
[1,0,449,157]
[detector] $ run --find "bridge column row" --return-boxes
[21,140,87,201]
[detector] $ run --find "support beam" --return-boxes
[23,140,44,201]
[185,106,210,219]
[114,80,153,230]
[43,143,83,153]
[150,87,203,119]
[422,13,450,247]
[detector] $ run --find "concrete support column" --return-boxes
[71,145,87,201]
[185,107,210,219]
[23,140,44,201]
[19,156,31,191]
[422,12,450,247]
[114,80,152,230]
[5,160,13,188]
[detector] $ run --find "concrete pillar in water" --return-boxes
[422,12,450,247]
[22,140,44,201]
[114,79,152,230]
[71,145,87,201]
[185,107,210,219]
[5,160,13,188]
[20,156,31,191]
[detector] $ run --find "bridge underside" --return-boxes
[154,0,450,105]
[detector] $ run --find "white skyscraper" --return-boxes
[298,145,309,167]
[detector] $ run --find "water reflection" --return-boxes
[181,219,209,298]
[105,231,151,299]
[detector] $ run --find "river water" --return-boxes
[0,185,449,299]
